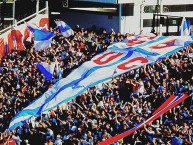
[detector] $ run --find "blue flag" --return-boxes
[178,17,189,36]
[55,20,74,37]
[36,62,56,80]
[27,23,55,50]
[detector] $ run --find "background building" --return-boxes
[1,0,193,35]
[0,0,15,30]
[0,0,46,30]
[56,0,193,35]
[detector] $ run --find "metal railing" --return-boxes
[0,2,48,35]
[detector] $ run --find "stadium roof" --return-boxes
[73,0,117,4]
[73,0,134,4]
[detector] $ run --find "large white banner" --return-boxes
[8,34,193,131]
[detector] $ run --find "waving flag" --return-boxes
[36,62,56,80]
[34,29,55,50]
[27,25,55,50]
[187,19,192,36]
[24,22,37,42]
[55,20,74,37]
[179,17,189,36]
[26,22,40,32]
[8,35,193,132]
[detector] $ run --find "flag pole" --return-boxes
[36,0,39,15]
[112,68,117,80]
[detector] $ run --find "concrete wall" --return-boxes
[120,3,141,34]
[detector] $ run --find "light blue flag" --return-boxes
[36,62,56,80]
[55,20,74,37]
[178,17,189,36]
[27,24,55,50]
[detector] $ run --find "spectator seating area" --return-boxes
[0,27,193,145]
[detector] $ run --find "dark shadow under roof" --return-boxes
[73,0,118,4]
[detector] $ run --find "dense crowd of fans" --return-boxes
[0,25,193,145]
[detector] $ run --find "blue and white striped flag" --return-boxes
[36,62,56,80]
[179,17,189,36]
[27,24,55,50]
[55,20,74,37]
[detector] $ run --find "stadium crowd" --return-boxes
[0,25,193,145]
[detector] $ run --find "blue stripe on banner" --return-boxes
[185,41,193,46]
[86,63,155,88]
[131,48,160,56]
[157,46,184,60]
[109,36,167,56]
[42,61,155,113]
[109,46,160,56]
[9,108,39,130]
[73,51,134,86]
[9,121,27,132]
[43,88,87,113]
[9,88,86,131]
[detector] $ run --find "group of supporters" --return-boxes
[0,25,193,145]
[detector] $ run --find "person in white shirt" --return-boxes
[138,79,145,95]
